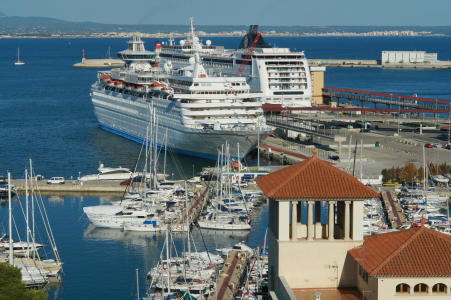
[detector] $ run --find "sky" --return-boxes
[2,0,451,26]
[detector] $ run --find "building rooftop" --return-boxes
[348,217,451,277]
[255,148,380,200]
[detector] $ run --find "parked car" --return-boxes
[432,143,442,148]
[47,177,65,184]
[424,143,433,148]
[444,144,451,150]
[232,181,249,188]
[329,155,340,161]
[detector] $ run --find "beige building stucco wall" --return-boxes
[278,240,361,289]
[311,71,324,105]
[355,261,451,299]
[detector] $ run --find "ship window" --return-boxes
[194,84,199,86]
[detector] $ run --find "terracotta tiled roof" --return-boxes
[348,219,451,277]
[255,149,380,200]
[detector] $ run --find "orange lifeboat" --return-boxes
[115,81,125,89]
[100,74,111,84]
[150,82,166,91]
[232,161,239,170]
[106,80,116,87]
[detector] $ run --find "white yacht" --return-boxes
[80,163,141,181]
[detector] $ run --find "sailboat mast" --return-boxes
[8,172,13,265]
[164,128,168,181]
[154,115,159,190]
[30,159,36,261]
[185,181,191,264]
[144,126,149,197]
[25,169,29,259]
[166,225,171,295]
[136,269,139,300]
[220,144,224,202]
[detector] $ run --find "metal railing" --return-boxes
[323,91,450,111]
[266,115,345,139]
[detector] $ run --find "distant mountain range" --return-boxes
[1,15,451,35]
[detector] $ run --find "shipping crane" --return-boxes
[235,32,262,77]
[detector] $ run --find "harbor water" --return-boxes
[1,36,451,299]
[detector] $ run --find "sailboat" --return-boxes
[15,48,25,65]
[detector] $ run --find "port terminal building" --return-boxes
[382,51,443,67]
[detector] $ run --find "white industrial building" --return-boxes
[382,51,441,66]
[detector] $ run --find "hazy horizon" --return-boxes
[2,0,451,27]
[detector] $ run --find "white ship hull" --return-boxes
[91,86,269,160]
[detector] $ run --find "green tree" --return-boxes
[0,263,47,300]
[381,168,390,183]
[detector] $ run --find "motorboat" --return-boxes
[80,162,141,181]
[216,242,254,256]
[123,217,165,232]
[0,234,43,255]
[83,205,158,229]
[432,175,449,183]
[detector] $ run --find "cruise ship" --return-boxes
[91,35,271,160]
[157,18,313,109]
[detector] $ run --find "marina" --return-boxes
[3,31,451,300]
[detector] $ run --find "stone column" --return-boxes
[344,201,351,241]
[328,201,335,240]
[291,201,298,241]
[307,201,314,241]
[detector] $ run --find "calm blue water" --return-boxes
[1,36,451,299]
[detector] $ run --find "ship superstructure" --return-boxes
[157,18,312,109]
[91,34,271,160]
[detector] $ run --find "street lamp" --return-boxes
[192,165,194,180]
[398,97,401,135]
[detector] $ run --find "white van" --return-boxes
[47,177,65,185]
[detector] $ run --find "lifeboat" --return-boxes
[149,82,166,91]
[160,87,173,94]
[134,85,144,92]
[125,84,133,91]
[115,81,125,89]
[106,80,116,87]
[100,74,111,84]
[232,160,239,170]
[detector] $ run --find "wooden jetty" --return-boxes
[382,191,405,228]
[212,251,251,300]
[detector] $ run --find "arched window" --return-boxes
[396,283,410,294]
[432,283,447,293]
[414,283,428,293]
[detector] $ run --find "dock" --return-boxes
[175,184,210,226]
[382,191,405,228]
[72,59,125,68]
[13,179,126,195]
[212,251,251,300]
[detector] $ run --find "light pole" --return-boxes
[192,165,194,180]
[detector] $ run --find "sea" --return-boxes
[1,36,451,299]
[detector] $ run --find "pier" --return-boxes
[212,251,251,300]
[72,59,125,68]
[382,191,405,228]
[175,184,210,226]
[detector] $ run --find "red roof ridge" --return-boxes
[265,158,316,197]
[369,227,422,276]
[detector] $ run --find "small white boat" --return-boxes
[432,175,449,183]
[80,162,141,181]
[0,234,43,255]
[15,48,25,65]
[123,218,165,232]
[133,85,144,92]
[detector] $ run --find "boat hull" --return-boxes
[91,86,269,160]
